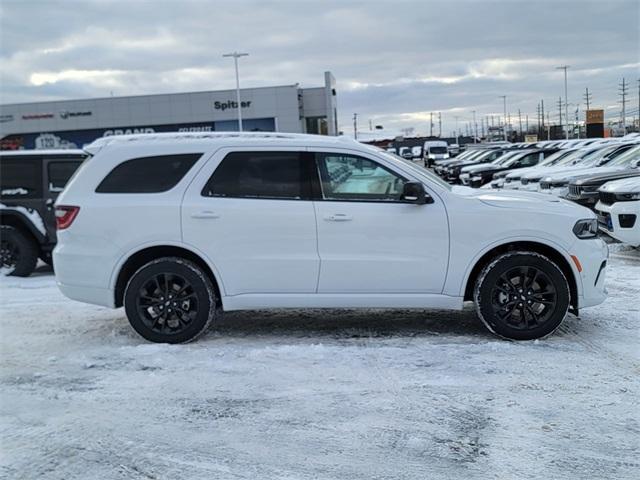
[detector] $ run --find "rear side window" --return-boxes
[0,157,42,198]
[48,161,83,192]
[96,154,201,193]
[202,151,307,200]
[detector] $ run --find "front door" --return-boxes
[312,151,449,294]
[182,149,320,296]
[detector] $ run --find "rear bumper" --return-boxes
[57,281,115,308]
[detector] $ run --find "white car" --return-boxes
[595,177,640,247]
[54,132,608,343]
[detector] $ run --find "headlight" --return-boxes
[616,192,640,201]
[573,218,598,239]
[472,176,482,181]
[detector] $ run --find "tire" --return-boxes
[0,225,38,277]
[124,257,218,343]
[40,252,54,267]
[474,251,570,340]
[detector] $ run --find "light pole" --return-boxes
[499,95,507,141]
[556,65,570,139]
[454,115,460,146]
[222,52,249,131]
[472,110,477,143]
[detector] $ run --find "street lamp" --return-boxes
[556,65,570,140]
[222,52,249,132]
[499,95,507,141]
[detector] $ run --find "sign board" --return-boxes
[586,109,604,124]
[524,134,538,143]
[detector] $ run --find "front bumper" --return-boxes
[595,200,640,247]
[571,237,609,309]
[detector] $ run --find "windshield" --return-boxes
[607,145,640,166]
[429,146,448,154]
[491,151,519,165]
[538,149,574,167]
[377,150,452,190]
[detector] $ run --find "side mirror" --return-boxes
[401,181,433,204]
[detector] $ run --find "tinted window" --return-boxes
[202,151,306,200]
[96,154,201,193]
[48,161,82,192]
[316,153,405,201]
[0,157,42,198]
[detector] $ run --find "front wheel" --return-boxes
[474,251,570,340]
[124,257,218,343]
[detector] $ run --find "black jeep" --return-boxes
[1,150,86,276]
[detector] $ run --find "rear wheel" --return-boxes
[124,257,217,343]
[0,225,38,277]
[474,251,570,340]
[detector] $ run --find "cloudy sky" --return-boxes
[1,0,638,135]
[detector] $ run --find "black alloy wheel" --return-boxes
[0,225,38,277]
[475,251,570,340]
[124,257,217,343]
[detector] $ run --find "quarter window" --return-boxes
[316,153,405,201]
[0,157,42,198]
[96,154,201,193]
[48,161,82,192]
[202,151,307,200]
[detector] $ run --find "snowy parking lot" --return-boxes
[1,246,638,480]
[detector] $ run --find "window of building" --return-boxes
[306,116,328,135]
[96,154,201,193]
[48,161,83,192]
[202,151,307,200]
[0,157,42,198]
[315,153,406,201]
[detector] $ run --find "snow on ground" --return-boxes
[1,248,638,480]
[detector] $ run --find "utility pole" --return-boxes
[454,116,460,145]
[558,97,563,138]
[547,112,551,140]
[499,95,507,141]
[368,119,373,131]
[472,110,477,143]
[430,112,434,137]
[556,65,570,139]
[584,87,592,111]
[222,51,249,131]
[619,77,628,134]
[438,112,442,137]
[518,109,523,138]
[353,113,358,140]
[525,114,529,133]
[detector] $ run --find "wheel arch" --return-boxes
[0,210,45,248]
[113,244,223,308]
[463,240,579,311]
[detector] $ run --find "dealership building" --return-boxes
[0,72,338,150]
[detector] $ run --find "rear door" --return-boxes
[182,148,320,296]
[311,149,449,294]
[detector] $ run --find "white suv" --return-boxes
[54,133,608,343]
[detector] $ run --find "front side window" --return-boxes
[48,161,83,192]
[518,153,539,167]
[316,153,405,201]
[0,157,42,198]
[202,151,307,200]
[96,154,201,193]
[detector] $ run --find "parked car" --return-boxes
[443,148,507,183]
[538,144,638,197]
[460,150,545,188]
[542,145,640,200]
[399,147,413,160]
[491,149,576,189]
[1,150,86,276]
[595,177,640,247]
[54,132,607,343]
[423,140,449,167]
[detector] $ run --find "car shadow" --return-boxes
[205,306,491,341]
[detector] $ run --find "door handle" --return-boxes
[191,211,220,219]
[324,213,352,222]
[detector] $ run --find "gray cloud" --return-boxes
[1,0,638,135]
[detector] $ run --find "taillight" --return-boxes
[55,206,80,230]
